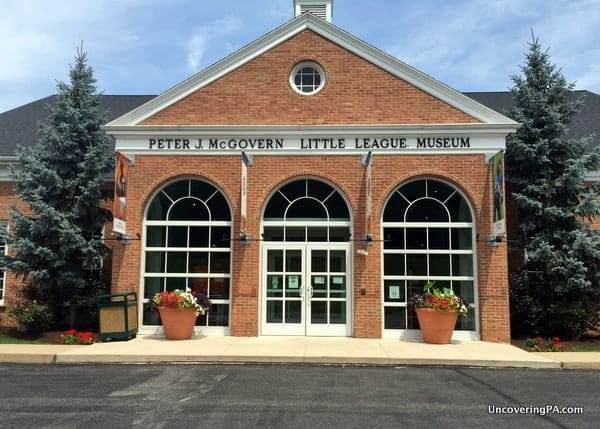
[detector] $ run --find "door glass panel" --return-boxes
[286,275,302,297]
[329,301,346,324]
[311,301,327,324]
[286,250,302,272]
[330,251,345,272]
[311,250,327,272]
[267,250,283,272]
[311,275,327,298]
[329,276,346,298]
[267,275,283,297]
[267,301,283,323]
[285,301,301,323]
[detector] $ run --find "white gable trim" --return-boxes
[105,13,517,128]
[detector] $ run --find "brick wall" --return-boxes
[141,30,480,126]
[0,182,27,326]
[112,153,510,342]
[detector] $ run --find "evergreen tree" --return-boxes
[0,47,112,329]
[506,35,600,338]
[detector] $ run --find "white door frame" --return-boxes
[261,242,352,336]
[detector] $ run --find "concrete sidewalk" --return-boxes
[3,335,597,369]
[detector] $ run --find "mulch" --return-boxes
[511,337,600,352]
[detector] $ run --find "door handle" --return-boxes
[308,286,313,298]
[299,286,304,297]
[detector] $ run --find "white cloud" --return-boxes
[186,15,243,73]
[187,32,208,72]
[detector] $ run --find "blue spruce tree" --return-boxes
[1,47,113,329]
[507,36,600,338]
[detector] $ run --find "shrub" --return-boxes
[8,300,53,335]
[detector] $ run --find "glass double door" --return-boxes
[262,243,351,336]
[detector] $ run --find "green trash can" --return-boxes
[97,292,138,341]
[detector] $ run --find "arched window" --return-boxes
[143,178,231,331]
[263,178,351,242]
[382,178,476,335]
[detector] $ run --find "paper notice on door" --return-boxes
[314,276,325,285]
[332,276,344,285]
[389,285,400,299]
[288,276,299,289]
[271,276,279,289]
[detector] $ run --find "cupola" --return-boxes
[294,0,333,22]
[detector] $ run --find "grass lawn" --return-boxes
[0,333,42,344]
[571,345,600,352]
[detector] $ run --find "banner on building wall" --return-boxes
[113,152,129,235]
[491,151,505,235]
[241,158,247,219]
[366,156,372,220]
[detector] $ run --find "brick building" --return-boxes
[3,1,595,342]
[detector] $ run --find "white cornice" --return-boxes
[103,123,519,138]
[105,13,518,129]
[0,158,16,182]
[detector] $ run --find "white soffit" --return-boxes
[105,13,518,129]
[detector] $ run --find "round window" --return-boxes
[290,62,325,95]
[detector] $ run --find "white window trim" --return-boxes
[140,179,233,336]
[290,61,326,95]
[0,222,7,306]
[381,179,479,340]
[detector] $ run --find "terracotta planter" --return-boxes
[157,307,197,340]
[415,308,458,344]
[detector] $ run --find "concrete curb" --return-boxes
[532,352,600,370]
[51,354,562,368]
[3,338,598,369]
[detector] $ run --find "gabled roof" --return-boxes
[0,95,155,157]
[105,12,516,128]
[465,90,600,149]
[2,90,598,157]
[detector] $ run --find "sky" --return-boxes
[1,0,599,113]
